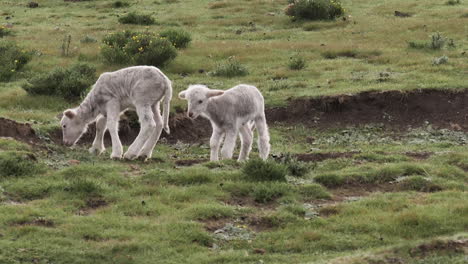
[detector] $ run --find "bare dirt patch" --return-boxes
[0,117,40,144]
[267,89,467,132]
[175,158,209,166]
[409,238,468,257]
[12,217,55,228]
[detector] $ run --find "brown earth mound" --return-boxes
[1,89,466,145]
[0,117,40,144]
[267,88,467,131]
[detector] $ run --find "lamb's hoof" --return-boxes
[136,155,150,162]
[123,152,138,160]
[89,147,105,155]
[110,153,122,160]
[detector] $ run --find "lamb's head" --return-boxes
[178,85,224,119]
[60,108,88,146]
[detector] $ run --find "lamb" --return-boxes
[178,84,270,161]
[60,66,172,160]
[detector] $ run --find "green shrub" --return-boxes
[113,1,130,8]
[242,159,288,182]
[0,41,32,82]
[0,25,11,38]
[211,58,248,78]
[118,12,156,25]
[288,55,306,70]
[285,0,345,21]
[160,29,192,49]
[397,176,443,192]
[0,152,44,178]
[22,63,96,100]
[101,31,177,67]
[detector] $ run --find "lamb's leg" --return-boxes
[210,126,224,161]
[124,104,156,160]
[106,101,123,159]
[220,126,238,160]
[138,103,163,160]
[89,115,107,155]
[238,125,253,162]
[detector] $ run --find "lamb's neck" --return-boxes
[78,89,99,123]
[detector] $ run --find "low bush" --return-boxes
[160,29,192,49]
[408,33,448,50]
[276,153,311,177]
[22,63,96,100]
[252,183,291,203]
[211,58,248,78]
[0,41,32,82]
[242,159,287,182]
[118,12,155,25]
[285,0,345,21]
[101,31,177,67]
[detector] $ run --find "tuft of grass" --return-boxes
[118,12,156,25]
[321,49,382,59]
[446,0,461,5]
[276,153,311,177]
[252,182,292,203]
[285,0,345,21]
[112,1,130,8]
[242,158,288,182]
[211,58,248,78]
[298,184,331,199]
[288,55,306,70]
[186,204,235,220]
[64,178,106,199]
[397,176,443,192]
[0,151,44,179]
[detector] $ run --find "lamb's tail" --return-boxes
[162,80,172,134]
[254,114,270,160]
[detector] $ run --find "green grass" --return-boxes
[0,0,467,263]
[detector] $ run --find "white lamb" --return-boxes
[60,66,172,160]
[178,84,270,161]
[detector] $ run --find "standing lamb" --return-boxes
[60,66,172,160]
[178,84,270,161]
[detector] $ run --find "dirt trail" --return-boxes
[1,89,466,145]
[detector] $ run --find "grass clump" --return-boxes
[112,1,130,8]
[397,176,443,192]
[322,49,381,59]
[186,204,235,220]
[408,33,448,50]
[118,12,156,25]
[285,0,345,21]
[0,152,44,179]
[252,182,291,203]
[211,58,248,78]
[101,31,177,67]
[446,0,461,5]
[22,63,96,100]
[0,25,11,38]
[0,41,32,82]
[298,184,331,199]
[64,178,105,199]
[160,29,192,49]
[242,158,287,182]
[288,55,306,70]
[276,153,311,177]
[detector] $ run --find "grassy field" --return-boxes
[0,0,467,263]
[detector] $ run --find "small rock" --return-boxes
[68,159,80,165]
[27,2,39,8]
[253,248,266,255]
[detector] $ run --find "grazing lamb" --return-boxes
[60,66,172,160]
[178,84,270,161]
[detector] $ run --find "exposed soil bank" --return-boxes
[1,89,466,145]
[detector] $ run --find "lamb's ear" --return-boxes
[64,109,76,119]
[178,90,187,99]
[206,90,224,98]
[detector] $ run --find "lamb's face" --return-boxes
[178,85,224,119]
[60,109,88,146]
